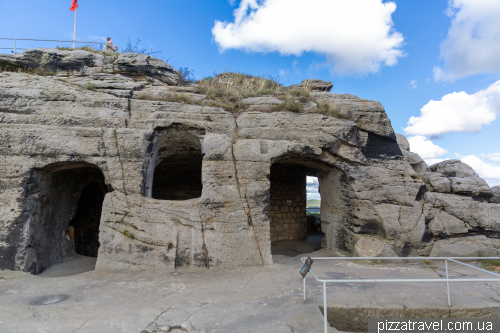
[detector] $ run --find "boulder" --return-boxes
[311,92,395,138]
[492,186,500,204]
[422,173,452,193]
[110,53,178,85]
[300,79,333,92]
[429,235,500,257]
[428,210,469,236]
[430,160,492,197]
[403,151,430,175]
[430,159,478,178]
[395,133,410,151]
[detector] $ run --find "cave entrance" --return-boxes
[144,128,204,200]
[269,162,325,258]
[152,152,203,200]
[68,182,106,257]
[24,162,108,274]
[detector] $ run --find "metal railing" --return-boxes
[0,38,106,54]
[301,257,500,333]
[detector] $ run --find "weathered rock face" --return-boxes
[300,79,333,92]
[492,186,500,204]
[394,135,500,256]
[430,160,492,197]
[1,48,499,274]
[0,48,178,85]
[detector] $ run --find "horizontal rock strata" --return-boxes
[1,48,499,274]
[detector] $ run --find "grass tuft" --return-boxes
[1,65,52,76]
[196,72,283,113]
[270,99,303,113]
[481,259,500,271]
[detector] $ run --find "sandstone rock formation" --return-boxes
[492,186,500,204]
[1,48,499,274]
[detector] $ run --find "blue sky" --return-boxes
[1,0,500,192]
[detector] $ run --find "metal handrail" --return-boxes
[300,256,500,333]
[0,38,106,54]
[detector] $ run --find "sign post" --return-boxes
[300,257,314,278]
[301,257,313,300]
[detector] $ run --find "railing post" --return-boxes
[303,276,306,301]
[60,40,62,48]
[14,38,16,54]
[445,259,451,307]
[323,282,327,333]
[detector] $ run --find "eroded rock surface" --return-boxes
[492,186,500,204]
[0,48,499,274]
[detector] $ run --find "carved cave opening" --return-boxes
[68,182,106,257]
[152,153,203,200]
[23,162,108,274]
[269,161,326,257]
[269,156,350,257]
[145,128,204,201]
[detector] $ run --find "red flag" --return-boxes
[70,0,79,11]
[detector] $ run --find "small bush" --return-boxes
[176,67,195,86]
[85,82,96,89]
[121,38,160,56]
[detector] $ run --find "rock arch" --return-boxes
[268,153,357,253]
[11,162,108,274]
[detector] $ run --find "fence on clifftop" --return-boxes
[0,38,106,54]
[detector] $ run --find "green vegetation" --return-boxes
[1,65,52,76]
[195,72,284,113]
[176,67,195,86]
[307,199,321,208]
[270,99,303,113]
[85,82,96,90]
[481,259,500,271]
[122,230,135,240]
[193,71,345,118]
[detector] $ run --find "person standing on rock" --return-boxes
[105,37,118,52]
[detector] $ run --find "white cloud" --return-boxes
[278,69,287,79]
[212,0,405,75]
[407,136,448,160]
[425,158,448,167]
[88,35,107,41]
[460,155,500,187]
[481,153,500,162]
[435,0,500,81]
[409,80,417,89]
[404,80,500,136]
[306,176,320,199]
[306,176,317,184]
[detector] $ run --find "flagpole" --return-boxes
[73,8,77,48]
